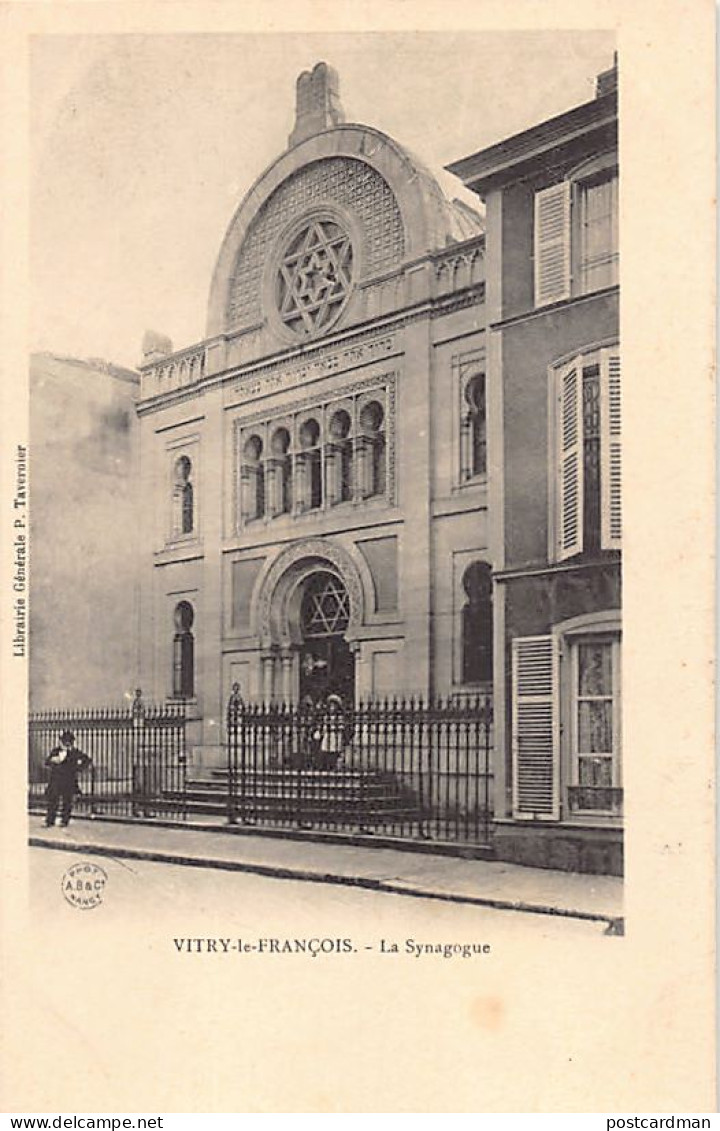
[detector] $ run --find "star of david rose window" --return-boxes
[276,218,354,338]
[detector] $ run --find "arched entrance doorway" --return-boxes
[297,571,355,707]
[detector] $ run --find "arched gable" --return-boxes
[207,125,474,339]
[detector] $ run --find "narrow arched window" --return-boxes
[462,374,487,480]
[359,400,386,498]
[270,427,293,515]
[172,456,194,536]
[327,409,353,505]
[298,418,322,510]
[173,601,195,698]
[241,434,265,521]
[461,562,493,685]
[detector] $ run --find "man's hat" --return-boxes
[59,730,75,745]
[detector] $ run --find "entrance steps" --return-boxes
[163,765,423,825]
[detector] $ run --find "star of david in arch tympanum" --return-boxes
[300,573,351,638]
[276,218,354,337]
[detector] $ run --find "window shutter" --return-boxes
[557,358,584,560]
[534,182,571,306]
[511,635,559,820]
[600,348,622,548]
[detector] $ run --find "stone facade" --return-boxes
[136,63,491,761]
[134,58,623,876]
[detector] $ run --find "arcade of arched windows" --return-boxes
[236,390,389,527]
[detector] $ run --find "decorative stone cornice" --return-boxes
[136,282,484,416]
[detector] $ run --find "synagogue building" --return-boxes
[137,62,490,762]
[128,57,621,872]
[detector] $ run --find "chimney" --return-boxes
[288,62,345,148]
[596,51,618,98]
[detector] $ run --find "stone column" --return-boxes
[294,454,307,513]
[171,486,183,538]
[348,639,362,706]
[265,460,281,518]
[354,437,371,499]
[280,649,295,705]
[261,652,276,704]
[240,466,254,522]
[399,316,433,697]
[484,188,506,819]
[325,444,342,506]
[197,383,224,750]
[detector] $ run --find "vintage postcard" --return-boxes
[0,0,715,1115]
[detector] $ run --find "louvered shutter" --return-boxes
[557,358,584,560]
[512,635,559,820]
[600,348,622,548]
[534,182,571,306]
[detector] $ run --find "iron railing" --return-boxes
[225,686,493,846]
[29,687,493,848]
[28,690,187,820]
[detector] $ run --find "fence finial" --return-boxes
[227,682,243,725]
[132,688,144,719]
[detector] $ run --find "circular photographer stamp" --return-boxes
[61,861,107,910]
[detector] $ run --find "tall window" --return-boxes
[241,435,265,521]
[553,346,621,561]
[571,638,620,792]
[358,400,385,498]
[299,418,322,510]
[577,173,619,294]
[581,366,601,553]
[461,562,493,685]
[270,427,293,516]
[534,157,618,307]
[172,456,194,537]
[461,373,487,481]
[173,601,195,698]
[511,619,622,821]
[327,409,354,505]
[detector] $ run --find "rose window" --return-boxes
[276,218,353,337]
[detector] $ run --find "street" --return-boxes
[30,845,608,939]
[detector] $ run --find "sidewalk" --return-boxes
[29,815,623,928]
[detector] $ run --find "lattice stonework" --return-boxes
[227,158,405,329]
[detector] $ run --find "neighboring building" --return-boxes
[136,63,490,761]
[448,59,621,872]
[29,353,140,708]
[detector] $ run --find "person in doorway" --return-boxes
[299,695,320,769]
[317,694,346,769]
[45,730,91,827]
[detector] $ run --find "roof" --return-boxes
[446,90,618,194]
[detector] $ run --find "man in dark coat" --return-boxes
[45,730,91,827]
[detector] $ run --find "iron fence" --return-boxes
[28,691,187,821]
[29,687,493,848]
[226,686,493,846]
